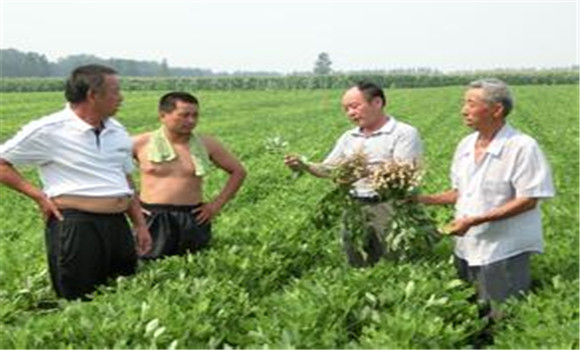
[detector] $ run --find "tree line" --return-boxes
[0,48,282,78]
[1,71,578,93]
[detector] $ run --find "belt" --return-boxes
[351,195,382,204]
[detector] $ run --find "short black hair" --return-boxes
[158,92,199,113]
[65,64,118,103]
[355,81,386,107]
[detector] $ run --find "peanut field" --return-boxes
[0,85,578,349]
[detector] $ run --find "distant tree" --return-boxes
[158,58,170,77]
[313,52,332,75]
[52,54,106,76]
[0,49,51,77]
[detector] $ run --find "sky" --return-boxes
[0,0,578,73]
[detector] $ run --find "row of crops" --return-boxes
[0,70,578,92]
[0,86,578,348]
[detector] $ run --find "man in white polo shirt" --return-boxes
[285,81,423,267]
[418,78,554,310]
[0,64,152,300]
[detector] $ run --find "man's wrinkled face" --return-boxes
[94,74,123,117]
[461,88,499,130]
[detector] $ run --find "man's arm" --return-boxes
[284,155,332,178]
[284,131,347,179]
[416,189,458,205]
[131,133,149,161]
[125,175,152,255]
[194,136,247,223]
[0,159,63,222]
[448,197,538,236]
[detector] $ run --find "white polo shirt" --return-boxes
[323,116,423,197]
[0,104,135,198]
[451,123,555,266]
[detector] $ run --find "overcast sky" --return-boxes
[0,0,577,73]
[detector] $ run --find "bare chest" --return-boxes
[139,145,197,177]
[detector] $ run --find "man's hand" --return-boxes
[36,196,63,223]
[192,202,221,224]
[443,217,478,236]
[284,154,307,172]
[134,224,152,256]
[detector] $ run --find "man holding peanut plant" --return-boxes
[417,79,554,315]
[284,81,423,267]
[132,92,246,260]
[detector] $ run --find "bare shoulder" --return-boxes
[199,134,224,154]
[132,132,152,151]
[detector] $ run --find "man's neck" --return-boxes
[71,104,105,128]
[361,114,388,136]
[164,128,191,144]
[477,121,505,143]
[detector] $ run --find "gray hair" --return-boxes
[468,78,514,117]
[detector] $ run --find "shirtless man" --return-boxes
[133,92,246,259]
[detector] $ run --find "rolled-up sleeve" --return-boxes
[512,139,555,198]
[0,120,51,165]
[323,132,348,165]
[123,156,135,174]
[393,127,423,162]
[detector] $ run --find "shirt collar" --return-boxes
[351,115,397,137]
[485,123,516,157]
[460,123,515,158]
[65,103,117,132]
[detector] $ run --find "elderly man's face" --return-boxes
[93,74,123,117]
[461,88,499,130]
[341,87,383,129]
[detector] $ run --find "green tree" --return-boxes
[0,49,51,77]
[158,58,170,77]
[313,52,332,75]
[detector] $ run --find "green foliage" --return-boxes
[314,52,332,76]
[0,69,578,92]
[0,85,578,348]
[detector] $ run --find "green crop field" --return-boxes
[0,85,578,349]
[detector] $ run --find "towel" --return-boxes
[147,127,210,177]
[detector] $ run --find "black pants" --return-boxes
[141,203,212,260]
[45,209,137,300]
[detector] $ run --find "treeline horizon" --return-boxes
[1,47,578,78]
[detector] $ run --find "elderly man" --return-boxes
[285,81,423,267]
[133,92,246,260]
[0,65,152,300]
[418,78,554,309]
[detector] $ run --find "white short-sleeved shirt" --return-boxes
[323,116,423,197]
[0,104,135,198]
[450,123,555,266]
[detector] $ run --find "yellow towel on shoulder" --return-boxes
[147,127,210,177]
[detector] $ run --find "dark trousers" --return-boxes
[141,203,212,260]
[454,252,532,303]
[45,209,137,300]
[341,201,394,267]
